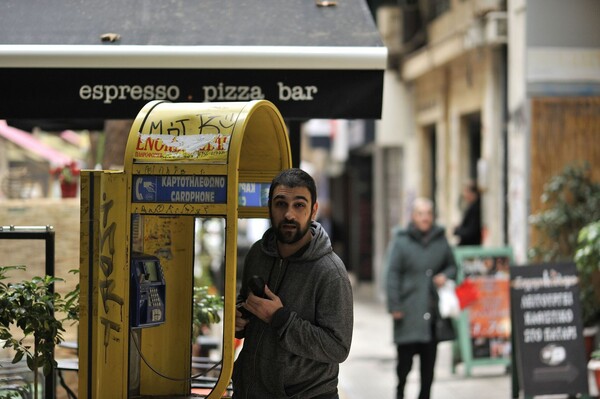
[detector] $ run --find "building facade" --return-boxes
[373,0,600,291]
[373,0,508,288]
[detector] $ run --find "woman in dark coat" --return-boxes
[384,198,457,399]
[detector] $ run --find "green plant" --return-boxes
[575,221,600,327]
[529,162,600,262]
[192,286,224,342]
[61,269,80,324]
[0,265,67,399]
[576,221,600,273]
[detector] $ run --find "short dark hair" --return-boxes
[268,168,317,207]
[466,180,480,196]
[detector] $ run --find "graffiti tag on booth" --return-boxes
[134,109,238,161]
[99,189,125,360]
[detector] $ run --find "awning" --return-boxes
[0,0,386,121]
[0,120,72,166]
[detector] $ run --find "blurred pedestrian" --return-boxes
[233,168,353,399]
[384,197,457,399]
[453,180,482,246]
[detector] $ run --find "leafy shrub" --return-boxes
[575,221,600,327]
[0,265,66,398]
[529,162,600,262]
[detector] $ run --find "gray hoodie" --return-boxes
[232,221,353,399]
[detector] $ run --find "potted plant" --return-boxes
[0,265,68,399]
[575,220,600,357]
[191,285,224,357]
[588,347,600,395]
[50,161,80,198]
[528,162,600,263]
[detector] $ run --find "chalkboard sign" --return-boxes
[452,247,513,376]
[510,262,589,397]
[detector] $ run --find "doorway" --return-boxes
[461,112,482,183]
[422,124,437,208]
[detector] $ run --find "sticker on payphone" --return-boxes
[130,252,166,328]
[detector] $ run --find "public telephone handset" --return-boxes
[130,252,166,328]
[237,275,266,319]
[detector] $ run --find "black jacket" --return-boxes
[454,198,482,245]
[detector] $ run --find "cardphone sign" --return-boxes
[133,176,271,206]
[238,182,270,207]
[510,262,588,397]
[133,175,227,203]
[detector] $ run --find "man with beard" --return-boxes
[232,168,353,399]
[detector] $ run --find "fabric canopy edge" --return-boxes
[0,45,388,70]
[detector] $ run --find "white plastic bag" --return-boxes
[437,280,460,318]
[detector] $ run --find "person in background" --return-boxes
[384,197,457,399]
[233,168,353,399]
[453,180,482,246]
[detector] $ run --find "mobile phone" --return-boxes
[237,275,267,319]
[248,275,266,298]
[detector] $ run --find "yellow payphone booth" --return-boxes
[79,100,291,398]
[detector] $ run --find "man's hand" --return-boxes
[243,285,283,323]
[235,308,250,332]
